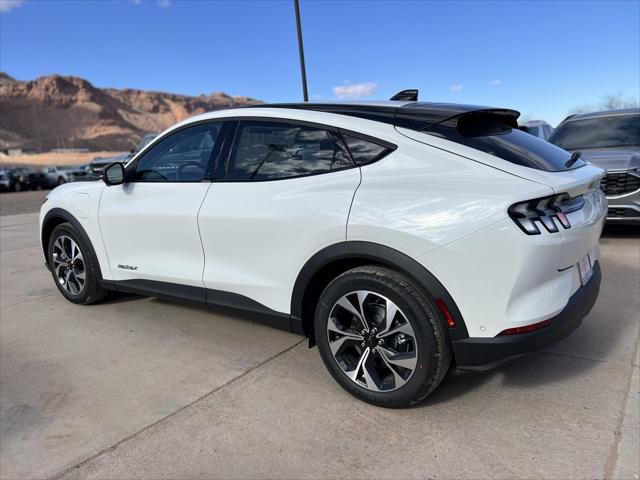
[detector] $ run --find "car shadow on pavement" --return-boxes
[601,224,639,238]
[99,291,145,304]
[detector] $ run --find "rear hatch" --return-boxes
[397,109,607,268]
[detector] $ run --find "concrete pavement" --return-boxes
[0,213,638,479]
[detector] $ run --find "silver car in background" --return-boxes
[550,108,640,224]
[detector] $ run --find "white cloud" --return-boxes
[0,0,26,13]
[156,0,170,7]
[489,79,501,87]
[450,83,463,92]
[333,82,378,99]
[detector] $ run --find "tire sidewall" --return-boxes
[315,269,446,407]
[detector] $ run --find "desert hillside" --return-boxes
[0,72,261,151]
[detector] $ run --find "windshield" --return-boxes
[550,113,640,150]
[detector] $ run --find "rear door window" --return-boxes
[227,121,354,181]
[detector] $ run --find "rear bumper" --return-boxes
[452,261,601,371]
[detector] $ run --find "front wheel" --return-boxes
[315,266,451,407]
[48,222,108,304]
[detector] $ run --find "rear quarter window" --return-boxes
[342,134,395,166]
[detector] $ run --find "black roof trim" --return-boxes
[244,102,520,131]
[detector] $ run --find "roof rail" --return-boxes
[390,89,418,101]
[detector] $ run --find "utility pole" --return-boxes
[293,0,309,102]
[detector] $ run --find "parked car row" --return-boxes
[0,164,92,192]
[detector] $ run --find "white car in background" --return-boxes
[520,119,554,141]
[42,165,89,186]
[40,97,606,407]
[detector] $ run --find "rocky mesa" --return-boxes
[0,72,261,151]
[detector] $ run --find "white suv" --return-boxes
[40,100,606,407]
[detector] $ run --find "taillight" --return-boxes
[497,319,551,336]
[508,193,584,235]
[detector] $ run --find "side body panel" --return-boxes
[98,182,212,287]
[347,139,554,258]
[199,168,361,313]
[40,182,111,279]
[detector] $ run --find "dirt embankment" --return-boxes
[0,72,261,151]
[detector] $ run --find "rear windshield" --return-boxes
[549,113,640,150]
[425,115,584,172]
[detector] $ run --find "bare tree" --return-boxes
[570,92,639,114]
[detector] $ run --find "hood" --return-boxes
[571,147,640,172]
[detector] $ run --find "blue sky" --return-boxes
[1,0,638,125]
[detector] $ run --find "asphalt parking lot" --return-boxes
[0,211,638,480]
[0,190,49,217]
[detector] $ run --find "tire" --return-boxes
[315,265,451,408]
[13,181,21,192]
[58,177,66,185]
[47,222,108,305]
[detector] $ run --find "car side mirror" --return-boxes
[103,162,125,186]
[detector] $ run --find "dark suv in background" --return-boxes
[550,108,640,224]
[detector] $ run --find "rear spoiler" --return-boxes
[396,107,521,133]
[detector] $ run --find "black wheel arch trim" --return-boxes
[41,208,104,280]
[291,241,470,342]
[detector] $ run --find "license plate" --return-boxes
[578,254,593,286]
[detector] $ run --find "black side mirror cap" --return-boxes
[103,162,125,186]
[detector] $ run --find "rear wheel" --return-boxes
[315,266,451,407]
[48,222,108,304]
[58,177,66,185]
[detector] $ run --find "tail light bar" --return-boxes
[508,193,585,235]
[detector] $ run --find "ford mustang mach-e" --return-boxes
[40,98,606,406]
